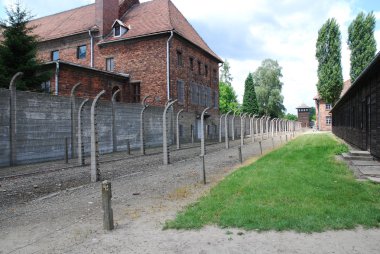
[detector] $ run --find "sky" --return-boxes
[1,0,380,114]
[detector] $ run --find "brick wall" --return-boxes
[315,99,332,131]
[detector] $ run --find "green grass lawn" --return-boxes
[165,134,380,232]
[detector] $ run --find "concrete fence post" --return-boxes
[91,90,105,183]
[266,117,270,139]
[163,100,177,165]
[140,96,151,155]
[200,107,209,156]
[70,82,82,159]
[9,72,23,166]
[219,114,225,143]
[112,89,121,153]
[200,155,206,184]
[231,112,236,141]
[238,145,242,163]
[225,111,232,149]
[78,99,89,165]
[191,125,194,144]
[260,116,265,141]
[176,109,184,149]
[240,113,246,147]
[251,115,257,143]
[65,137,69,163]
[102,180,114,231]
[259,141,263,155]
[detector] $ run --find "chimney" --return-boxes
[119,0,140,18]
[96,0,119,37]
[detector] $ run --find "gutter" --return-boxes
[166,30,174,101]
[88,30,94,67]
[55,61,60,95]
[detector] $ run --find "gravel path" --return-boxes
[1,132,379,254]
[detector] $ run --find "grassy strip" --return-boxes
[165,134,380,232]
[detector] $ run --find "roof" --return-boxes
[296,103,311,109]
[43,60,130,79]
[102,0,222,62]
[28,0,222,62]
[29,4,97,41]
[313,79,351,101]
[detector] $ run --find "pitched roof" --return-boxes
[103,0,221,62]
[29,0,221,62]
[296,103,311,109]
[29,4,97,41]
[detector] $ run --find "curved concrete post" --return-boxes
[176,109,184,150]
[240,113,247,146]
[251,114,257,143]
[77,99,89,165]
[266,116,270,139]
[255,116,258,140]
[70,83,82,159]
[231,112,236,141]
[271,118,277,137]
[91,90,105,182]
[9,72,23,166]
[111,89,121,153]
[225,111,232,149]
[140,95,151,155]
[260,116,265,140]
[219,114,225,143]
[200,107,209,156]
[163,100,177,165]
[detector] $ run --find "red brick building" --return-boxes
[296,103,311,128]
[314,80,351,131]
[31,0,222,113]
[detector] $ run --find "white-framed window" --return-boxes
[106,57,115,72]
[177,80,185,104]
[114,24,121,37]
[326,116,332,125]
[326,104,332,110]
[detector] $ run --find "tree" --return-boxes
[0,2,49,90]
[284,113,297,121]
[315,18,343,104]
[348,12,376,82]
[242,73,259,115]
[219,82,239,114]
[309,106,316,121]
[252,59,285,117]
[219,59,233,85]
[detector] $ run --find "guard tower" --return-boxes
[296,103,310,128]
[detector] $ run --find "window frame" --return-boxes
[77,45,87,59]
[51,50,59,61]
[177,80,185,105]
[114,24,121,37]
[326,115,332,126]
[106,57,115,72]
[177,50,183,67]
[189,57,194,71]
[325,104,332,110]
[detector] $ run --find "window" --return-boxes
[198,61,202,75]
[325,104,332,110]
[41,80,50,93]
[132,83,140,103]
[190,83,198,105]
[114,24,121,37]
[51,50,59,61]
[177,51,183,67]
[177,80,185,104]
[189,57,194,71]
[77,45,86,59]
[213,91,219,109]
[106,58,115,72]
[326,116,332,126]
[205,65,208,77]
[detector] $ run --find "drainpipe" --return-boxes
[166,30,174,101]
[88,30,94,68]
[55,60,60,96]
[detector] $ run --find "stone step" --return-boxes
[349,150,372,157]
[367,177,380,184]
[342,153,373,161]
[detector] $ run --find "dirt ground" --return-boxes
[1,132,379,254]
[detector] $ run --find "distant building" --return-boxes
[296,103,311,128]
[314,80,351,131]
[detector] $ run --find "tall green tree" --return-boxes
[242,73,259,115]
[348,12,376,82]
[252,59,285,117]
[284,113,297,121]
[315,18,343,104]
[0,3,49,90]
[309,106,316,121]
